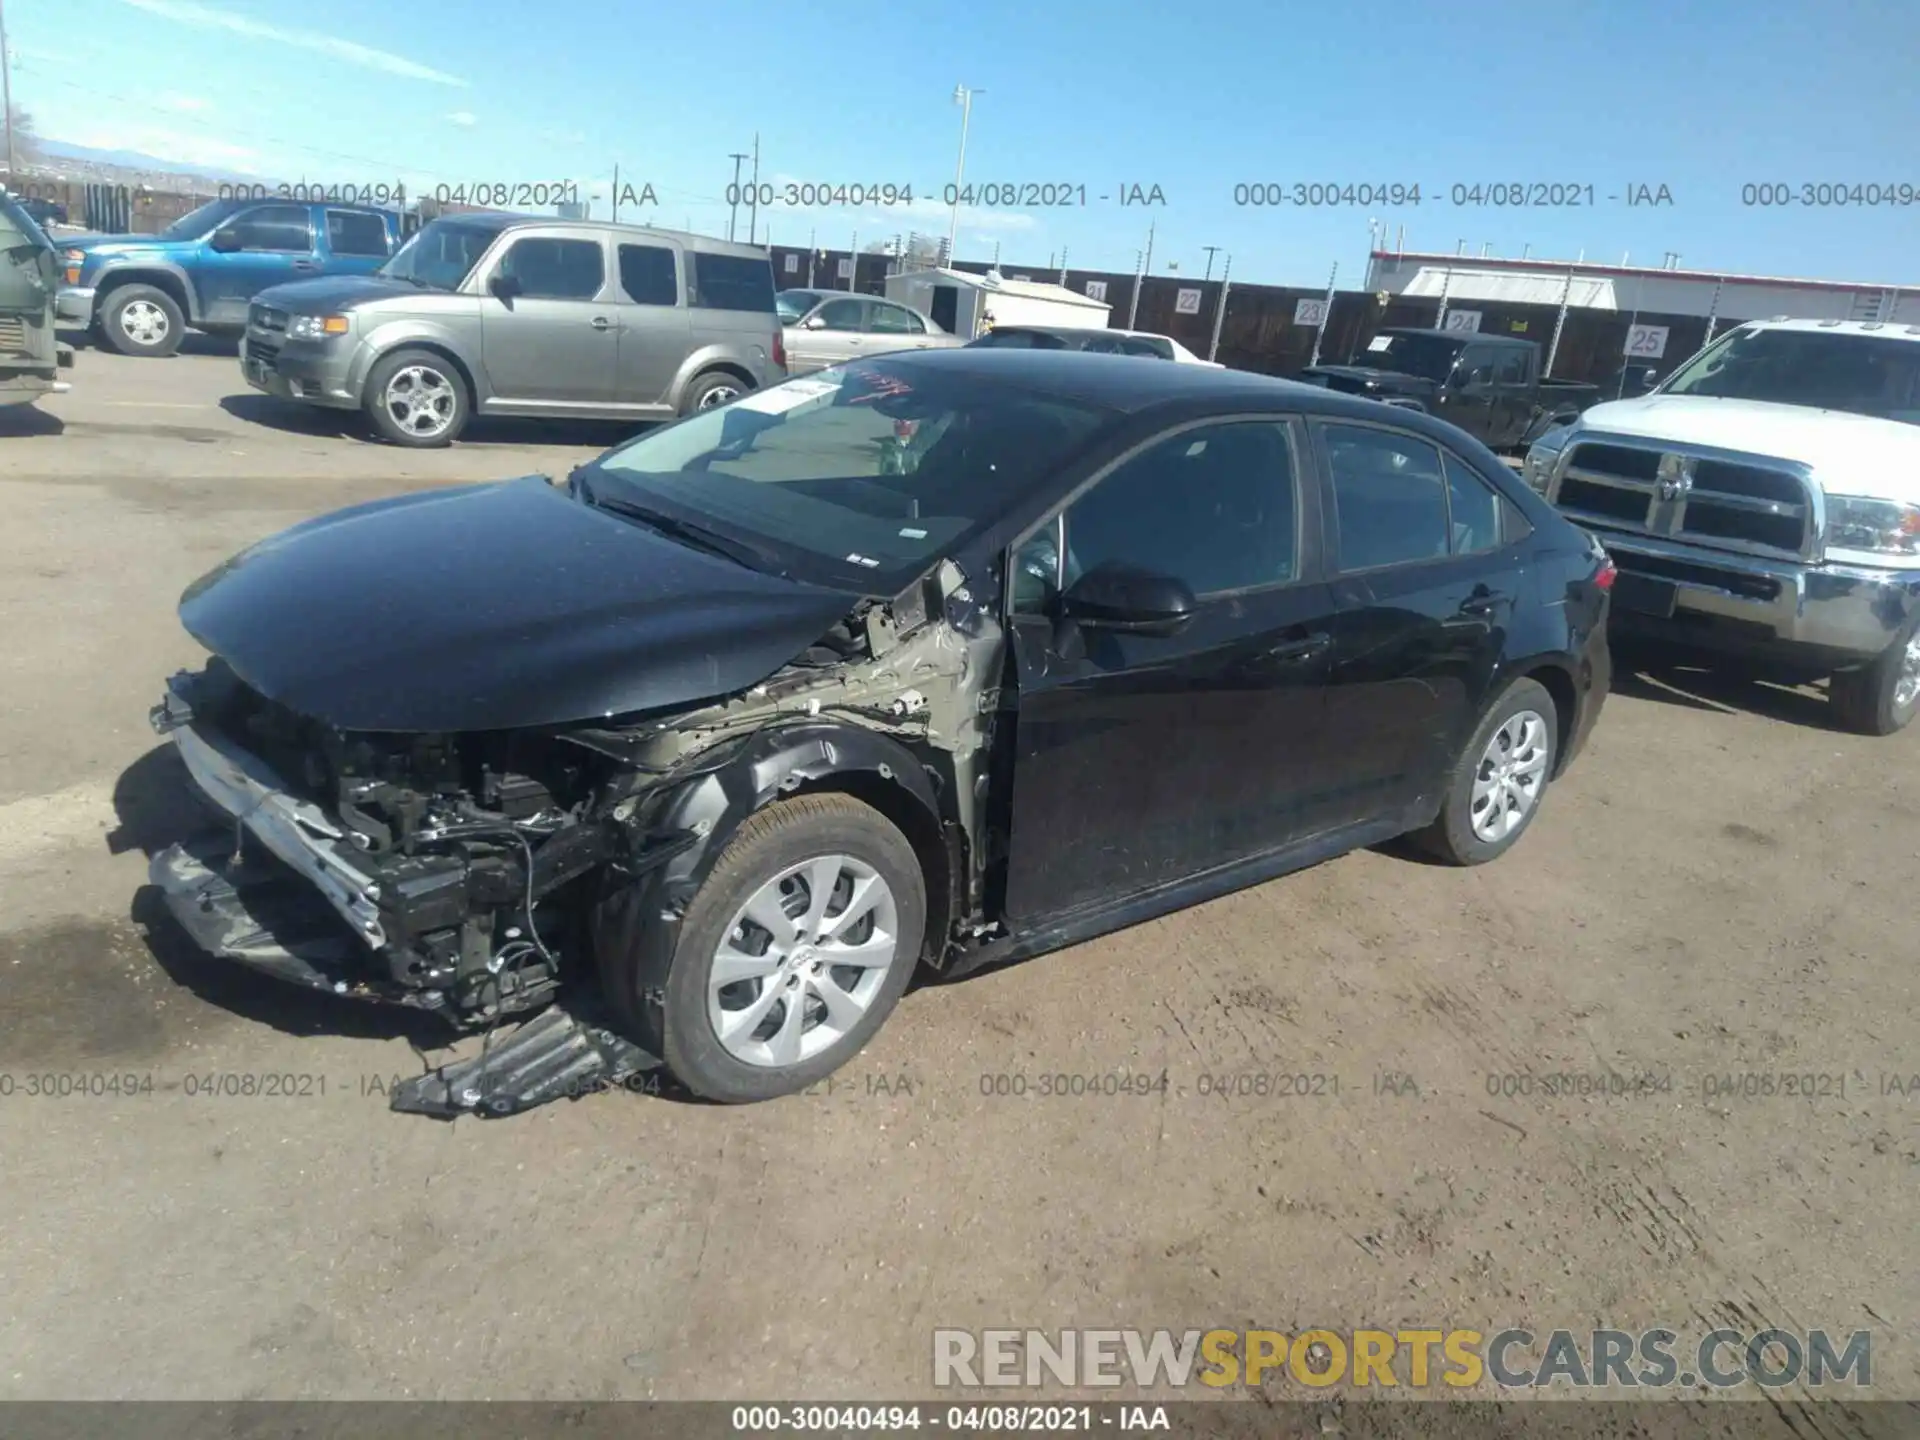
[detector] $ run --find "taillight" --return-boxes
[1594,556,1617,591]
[771,329,786,369]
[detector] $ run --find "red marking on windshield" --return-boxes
[848,372,915,404]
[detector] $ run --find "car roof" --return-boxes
[1739,317,1920,343]
[439,211,767,258]
[871,347,1474,427]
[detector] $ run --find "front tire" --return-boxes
[1830,617,1920,736]
[100,284,185,357]
[1412,678,1559,866]
[364,347,469,447]
[647,793,926,1103]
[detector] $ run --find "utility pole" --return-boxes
[1206,254,1232,363]
[726,152,747,241]
[1057,247,1067,286]
[1545,254,1581,376]
[849,231,858,290]
[1141,220,1155,279]
[947,85,981,260]
[746,133,760,245]
[990,238,1000,269]
[1307,261,1338,368]
[610,163,620,224]
[0,0,16,184]
[808,227,816,287]
[1126,245,1146,328]
[1201,245,1221,282]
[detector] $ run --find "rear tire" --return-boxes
[640,793,925,1104]
[679,369,749,416]
[364,347,469,447]
[1830,617,1920,736]
[1412,678,1559,866]
[100,284,185,357]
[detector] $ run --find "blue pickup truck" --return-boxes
[56,197,402,357]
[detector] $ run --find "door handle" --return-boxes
[1266,631,1330,662]
[1459,589,1508,616]
[291,259,318,271]
[590,316,613,330]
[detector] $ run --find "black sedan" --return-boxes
[145,350,1613,1111]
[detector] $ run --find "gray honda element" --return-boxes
[242,214,786,446]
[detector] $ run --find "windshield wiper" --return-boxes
[586,493,780,573]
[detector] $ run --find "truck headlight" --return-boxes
[1826,495,1920,557]
[1522,425,1573,492]
[287,314,350,341]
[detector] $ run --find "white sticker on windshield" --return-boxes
[732,379,838,415]
[899,527,928,539]
[1367,335,1393,352]
[846,553,880,568]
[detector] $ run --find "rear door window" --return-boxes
[1322,423,1452,571]
[689,252,776,311]
[618,243,679,305]
[814,298,867,331]
[868,302,922,334]
[325,209,390,257]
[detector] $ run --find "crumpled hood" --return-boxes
[255,273,427,314]
[1577,395,1920,504]
[178,476,861,733]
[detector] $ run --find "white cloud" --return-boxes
[447,111,478,127]
[115,0,469,86]
[157,92,211,112]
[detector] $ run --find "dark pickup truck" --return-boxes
[1300,328,1599,452]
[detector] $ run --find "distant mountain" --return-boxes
[34,139,258,185]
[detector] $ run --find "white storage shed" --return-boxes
[884,267,1112,340]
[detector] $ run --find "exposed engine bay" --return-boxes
[148,556,1003,1118]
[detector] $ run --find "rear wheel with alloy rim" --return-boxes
[1830,617,1920,736]
[364,347,469,447]
[1412,677,1559,866]
[649,793,925,1102]
[681,370,748,415]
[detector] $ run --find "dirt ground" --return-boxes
[1,342,1915,1428]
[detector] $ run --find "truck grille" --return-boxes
[0,316,26,355]
[1552,437,1816,561]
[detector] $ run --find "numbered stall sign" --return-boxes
[837,259,854,279]
[1085,280,1108,301]
[1175,288,1203,315]
[1624,324,1669,358]
[1294,297,1329,327]
[1442,309,1483,333]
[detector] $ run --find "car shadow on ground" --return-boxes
[216,392,648,450]
[1608,644,1836,730]
[112,743,450,1050]
[0,404,65,436]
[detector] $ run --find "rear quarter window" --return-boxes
[689,253,776,312]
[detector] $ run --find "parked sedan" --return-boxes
[777,288,962,373]
[145,350,1612,1113]
[969,323,1222,365]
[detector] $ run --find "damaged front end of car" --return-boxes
[146,556,1003,1119]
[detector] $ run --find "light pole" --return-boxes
[946,84,982,263]
[0,0,17,184]
[726,152,747,241]
[1201,246,1221,282]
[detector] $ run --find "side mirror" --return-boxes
[208,229,242,254]
[802,314,826,329]
[489,272,522,302]
[1641,370,1660,390]
[1059,561,1196,637]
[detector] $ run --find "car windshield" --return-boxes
[1354,332,1463,381]
[580,359,1111,591]
[158,198,245,240]
[1659,326,1920,425]
[776,290,821,323]
[380,218,508,289]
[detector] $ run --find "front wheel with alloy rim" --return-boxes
[648,793,925,1103]
[100,284,186,357]
[680,370,748,416]
[364,347,470,447]
[1830,617,1920,736]
[1412,677,1559,866]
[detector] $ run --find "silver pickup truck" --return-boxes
[1522,318,1920,735]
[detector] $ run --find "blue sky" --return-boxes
[8,0,1919,287]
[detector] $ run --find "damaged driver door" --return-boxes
[1000,417,1338,926]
